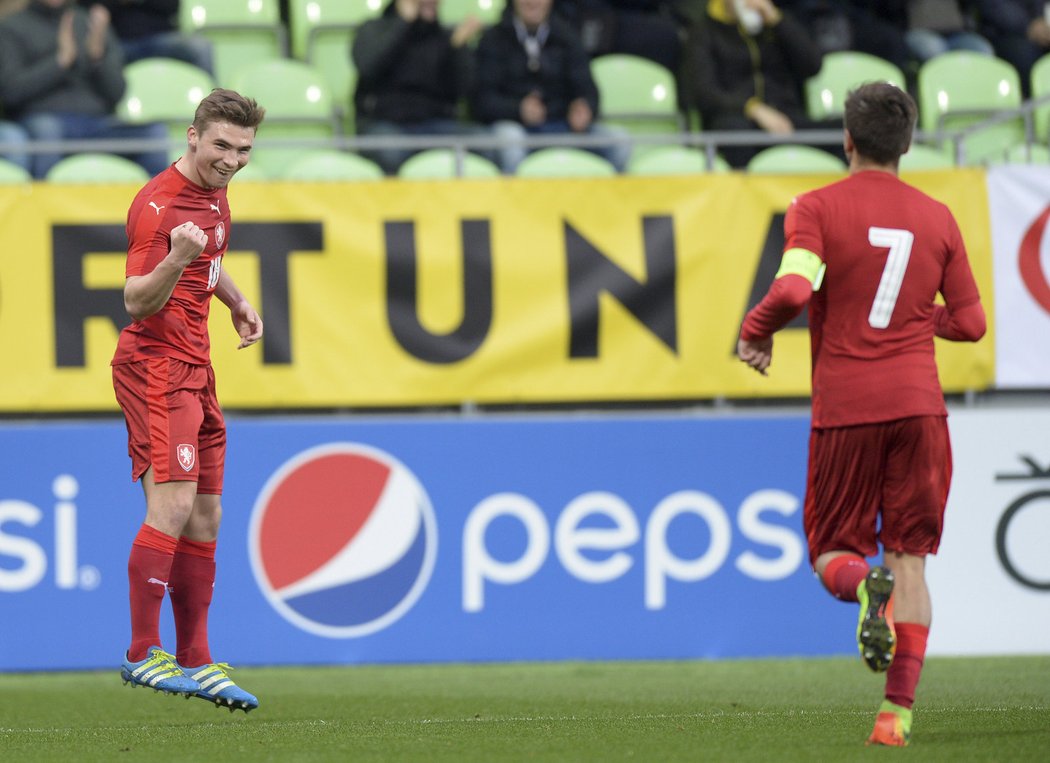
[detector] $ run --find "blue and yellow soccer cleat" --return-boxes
[856,565,896,672]
[180,662,259,713]
[866,700,912,746]
[121,646,200,696]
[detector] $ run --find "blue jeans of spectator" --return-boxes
[121,32,214,76]
[491,120,631,174]
[358,119,495,175]
[0,120,30,172]
[905,30,995,63]
[19,113,170,179]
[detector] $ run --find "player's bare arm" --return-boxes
[214,270,263,349]
[123,222,208,321]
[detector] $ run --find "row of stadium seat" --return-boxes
[180,0,1050,162]
[114,48,1050,174]
[4,138,1048,187]
[181,0,499,95]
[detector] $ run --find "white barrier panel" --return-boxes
[928,408,1050,655]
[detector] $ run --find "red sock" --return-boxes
[169,536,216,668]
[821,555,869,602]
[885,622,929,709]
[127,524,178,662]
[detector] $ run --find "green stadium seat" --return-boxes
[987,142,1050,165]
[1029,52,1050,142]
[627,145,730,175]
[591,54,684,135]
[180,0,287,87]
[438,0,504,28]
[288,0,377,130]
[116,57,216,161]
[898,142,955,171]
[917,51,1024,165]
[282,149,384,181]
[746,145,847,174]
[231,59,340,177]
[0,157,31,184]
[398,149,501,179]
[805,51,906,121]
[231,159,271,182]
[515,148,617,178]
[45,154,151,184]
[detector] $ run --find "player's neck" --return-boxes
[848,157,898,177]
[174,156,205,188]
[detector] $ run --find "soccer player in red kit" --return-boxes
[111,89,265,712]
[737,82,985,746]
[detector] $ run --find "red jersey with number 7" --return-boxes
[779,170,981,428]
[112,164,231,367]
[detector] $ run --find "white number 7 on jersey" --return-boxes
[867,226,914,329]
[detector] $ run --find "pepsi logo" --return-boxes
[249,443,437,638]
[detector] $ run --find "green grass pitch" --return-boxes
[1,656,1047,762]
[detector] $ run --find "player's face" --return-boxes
[186,121,256,189]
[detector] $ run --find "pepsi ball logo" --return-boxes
[249,443,437,637]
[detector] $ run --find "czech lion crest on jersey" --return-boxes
[177,443,196,471]
[215,222,226,248]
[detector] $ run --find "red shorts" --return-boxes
[803,416,952,563]
[112,358,226,494]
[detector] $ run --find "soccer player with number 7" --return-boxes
[736,82,986,746]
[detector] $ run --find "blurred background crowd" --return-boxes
[1,0,1048,182]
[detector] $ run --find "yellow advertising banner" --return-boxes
[0,170,994,412]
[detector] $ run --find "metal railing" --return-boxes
[3,94,1048,177]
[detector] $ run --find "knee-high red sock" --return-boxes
[885,622,929,709]
[127,524,179,661]
[821,555,870,602]
[168,536,216,668]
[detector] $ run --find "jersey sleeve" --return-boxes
[125,198,172,278]
[784,192,825,260]
[939,210,982,310]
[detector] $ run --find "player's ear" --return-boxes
[843,129,855,160]
[186,125,198,152]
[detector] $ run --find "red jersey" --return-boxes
[752,171,982,428]
[112,164,232,366]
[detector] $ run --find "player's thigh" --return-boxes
[804,425,888,562]
[195,366,226,496]
[881,416,952,555]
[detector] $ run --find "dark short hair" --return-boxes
[843,82,916,165]
[192,88,266,135]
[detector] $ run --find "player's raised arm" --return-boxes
[123,222,208,321]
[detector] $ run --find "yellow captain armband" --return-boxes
[775,247,826,291]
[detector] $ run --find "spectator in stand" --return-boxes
[778,2,912,73]
[554,0,683,74]
[871,0,992,65]
[0,0,169,179]
[81,1,214,75]
[976,0,1050,97]
[352,0,491,175]
[471,0,631,173]
[682,0,835,168]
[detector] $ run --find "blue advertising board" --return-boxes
[0,413,853,672]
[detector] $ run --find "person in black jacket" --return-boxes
[471,0,630,173]
[975,0,1050,97]
[81,1,213,75]
[352,0,489,174]
[682,0,837,168]
[0,0,169,178]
